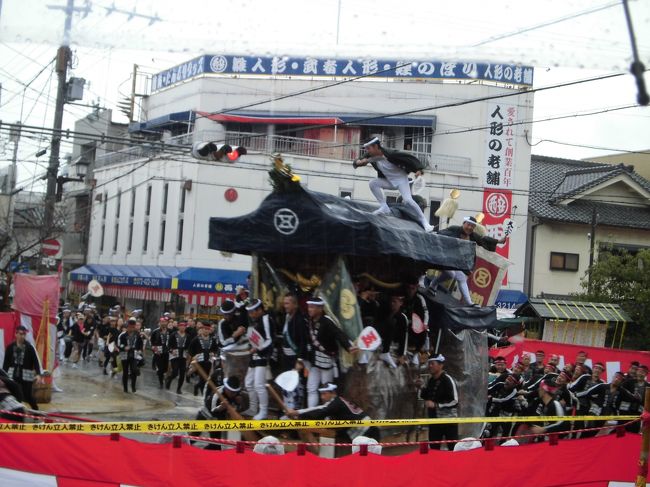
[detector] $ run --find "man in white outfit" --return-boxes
[354,137,434,232]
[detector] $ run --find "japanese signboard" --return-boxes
[151,55,534,92]
[482,189,513,284]
[484,103,518,190]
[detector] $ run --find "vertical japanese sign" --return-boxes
[484,103,517,284]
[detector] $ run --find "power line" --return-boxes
[471,1,621,47]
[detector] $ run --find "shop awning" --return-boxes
[69,264,249,303]
[70,264,180,289]
[128,110,194,133]
[172,267,249,293]
[198,111,436,128]
[517,299,632,324]
[495,290,528,310]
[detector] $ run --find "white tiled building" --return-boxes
[69,54,535,316]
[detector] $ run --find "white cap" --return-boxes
[500,439,520,447]
[306,297,325,306]
[352,436,382,455]
[463,216,478,225]
[362,137,381,148]
[253,436,285,455]
[245,299,262,311]
[453,437,482,451]
[427,354,446,363]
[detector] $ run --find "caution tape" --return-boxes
[0,415,638,434]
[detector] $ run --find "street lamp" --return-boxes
[55,160,89,202]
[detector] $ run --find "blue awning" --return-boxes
[129,110,195,133]
[69,264,249,293]
[173,267,249,293]
[70,264,183,289]
[495,290,528,310]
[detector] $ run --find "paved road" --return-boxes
[40,354,203,422]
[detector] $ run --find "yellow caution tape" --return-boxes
[0,415,638,434]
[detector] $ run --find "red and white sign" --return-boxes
[466,246,510,307]
[247,328,263,348]
[482,189,512,284]
[41,239,61,258]
[357,326,382,351]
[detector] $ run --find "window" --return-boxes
[100,192,108,254]
[180,187,187,213]
[386,195,399,204]
[159,220,166,252]
[102,193,108,219]
[429,200,441,228]
[130,190,136,217]
[116,190,122,218]
[127,190,135,252]
[127,222,134,252]
[145,185,152,216]
[550,252,579,271]
[113,223,119,253]
[162,183,169,215]
[177,186,186,252]
[177,219,184,252]
[144,185,151,251]
[340,190,352,199]
[143,222,149,252]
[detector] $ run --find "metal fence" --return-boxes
[95,130,473,175]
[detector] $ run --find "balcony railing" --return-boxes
[95,130,473,175]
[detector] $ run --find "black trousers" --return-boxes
[18,379,38,410]
[154,352,170,386]
[427,410,458,450]
[166,358,187,391]
[122,357,138,392]
[82,338,93,359]
[280,353,298,373]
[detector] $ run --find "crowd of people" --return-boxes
[0,280,646,450]
[484,350,647,441]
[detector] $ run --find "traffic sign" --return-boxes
[41,239,61,257]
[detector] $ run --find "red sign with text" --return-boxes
[467,256,501,307]
[482,189,512,284]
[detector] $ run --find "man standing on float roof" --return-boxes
[353,137,434,232]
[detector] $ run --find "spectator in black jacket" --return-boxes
[419,354,459,450]
[2,325,42,410]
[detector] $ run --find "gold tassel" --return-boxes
[435,189,460,219]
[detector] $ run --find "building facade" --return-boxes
[70,54,536,316]
[525,156,650,298]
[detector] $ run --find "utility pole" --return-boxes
[41,0,75,272]
[7,122,20,230]
[587,206,598,294]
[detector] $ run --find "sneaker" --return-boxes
[423,223,435,233]
[71,363,78,369]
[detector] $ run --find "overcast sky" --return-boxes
[1,0,649,189]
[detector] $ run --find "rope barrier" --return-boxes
[0,409,640,434]
[0,410,641,452]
